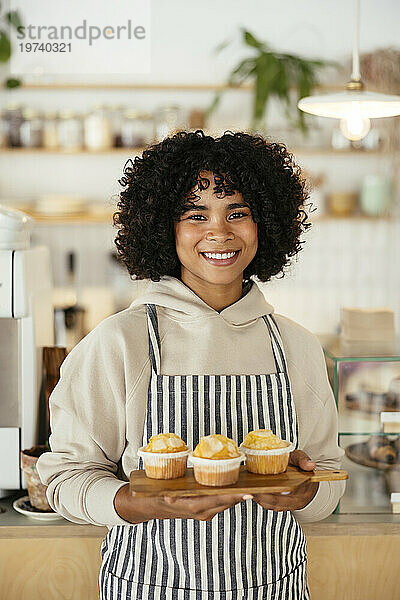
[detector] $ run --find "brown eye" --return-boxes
[229,211,249,219]
[188,214,206,220]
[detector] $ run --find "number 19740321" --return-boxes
[19,42,72,53]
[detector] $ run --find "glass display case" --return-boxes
[319,335,400,514]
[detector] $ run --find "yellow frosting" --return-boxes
[242,429,289,450]
[193,434,240,459]
[143,433,187,453]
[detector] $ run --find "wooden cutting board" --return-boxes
[129,465,348,497]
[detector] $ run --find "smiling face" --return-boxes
[174,171,258,293]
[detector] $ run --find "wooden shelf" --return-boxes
[0,147,395,157]
[311,214,396,222]
[15,82,345,92]
[15,207,115,223]
[291,148,396,156]
[0,147,141,155]
[9,209,394,225]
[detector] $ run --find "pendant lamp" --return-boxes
[297,0,400,141]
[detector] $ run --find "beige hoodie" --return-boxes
[37,276,345,529]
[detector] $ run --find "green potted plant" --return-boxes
[0,6,23,88]
[208,29,337,137]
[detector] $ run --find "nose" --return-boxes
[205,218,234,242]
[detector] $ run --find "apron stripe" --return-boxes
[204,375,210,434]
[255,498,263,585]
[214,375,221,433]
[181,376,187,444]
[140,490,150,590]
[225,376,232,439]
[100,303,309,599]
[171,519,181,589]
[266,375,276,434]
[275,374,286,441]
[193,519,202,589]
[249,500,257,588]
[119,525,133,580]
[159,520,169,587]
[198,376,205,438]
[240,500,249,590]
[216,510,225,591]
[245,375,254,432]
[229,504,238,591]
[181,519,191,589]
[169,376,175,432]
[192,375,199,452]
[255,375,264,428]
[126,527,137,588]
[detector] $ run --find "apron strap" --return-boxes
[145,303,161,375]
[262,314,289,374]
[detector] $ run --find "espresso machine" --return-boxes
[0,205,54,498]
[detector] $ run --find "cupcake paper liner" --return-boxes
[239,440,295,474]
[188,452,245,486]
[137,446,190,479]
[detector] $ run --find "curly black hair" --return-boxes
[113,130,312,283]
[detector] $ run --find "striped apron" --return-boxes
[99,304,310,600]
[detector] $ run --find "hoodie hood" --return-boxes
[129,276,274,326]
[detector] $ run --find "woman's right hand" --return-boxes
[114,483,252,524]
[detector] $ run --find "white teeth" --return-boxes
[203,251,237,260]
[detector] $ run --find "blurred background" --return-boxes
[1,0,400,345]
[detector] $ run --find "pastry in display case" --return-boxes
[319,335,400,513]
[346,434,399,469]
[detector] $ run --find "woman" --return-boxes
[37,130,345,600]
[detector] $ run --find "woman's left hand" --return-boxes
[250,450,319,512]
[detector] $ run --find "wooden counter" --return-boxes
[1,493,399,600]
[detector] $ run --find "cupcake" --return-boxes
[239,429,295,475]
[137,433,190,479]
[188,434,245,486]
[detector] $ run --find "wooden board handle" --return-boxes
[307,469,348,482]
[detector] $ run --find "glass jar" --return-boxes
[327,191,358,217]
[108,104,125,147]
[84,104,113,151]
[42,111,59,150]
[154,105,183,142]
[360,175,394,217]
[121,110,153,147]
[57,110,83,151]
[3,104,24,147]
[20,108,43,148]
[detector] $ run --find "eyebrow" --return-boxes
[182,202,250,211]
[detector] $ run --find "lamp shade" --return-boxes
[298,90,400,119]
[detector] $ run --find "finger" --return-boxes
[204,494,251,512]
[204,493,252,504]
[289,450,316,471]
[252,493,286,510]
